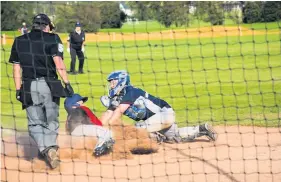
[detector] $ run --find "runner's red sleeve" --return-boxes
[80,106,103,126]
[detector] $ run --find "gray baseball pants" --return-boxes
[135,107,201,140]
[26,79,59,152]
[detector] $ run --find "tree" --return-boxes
[74,2,101,32]
[55,2,101,33]
[262,1,281,22]
[206,2,224,25]
[99,2,126,29]
[243,2,262,23]
[195,1,224,25]
[194,2,224,25]
[1,2,35,30]
[128,1,190,28]
[228,9,243,24]
[194,1,210,21]
[154,1,190,28]
[128,1,149,21]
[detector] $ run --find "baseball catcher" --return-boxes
[100,70,218,143]
[64,94,115,156]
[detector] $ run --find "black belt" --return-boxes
[34,77,45,81]
[23,77,57,81]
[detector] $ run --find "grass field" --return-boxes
[1,22,281,131]
[99,19,281,33]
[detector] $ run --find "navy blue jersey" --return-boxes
[109,86,171,121]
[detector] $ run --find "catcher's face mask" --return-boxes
[106,70,130,98]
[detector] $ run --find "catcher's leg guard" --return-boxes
[149,131,167,144]
[159,123,182,144]
[94,138,115,157]
[199,123,217,141]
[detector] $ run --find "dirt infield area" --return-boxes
[1,126,281,182]
[2,26,280,45]
[77,26,279,43]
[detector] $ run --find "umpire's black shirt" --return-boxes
[68,30,85,49]
[9,29,64,80]
[9,29,67,109]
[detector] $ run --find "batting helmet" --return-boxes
[64,93,88,113]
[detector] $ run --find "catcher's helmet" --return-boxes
[33,13,55,31]
[107,70,130,98]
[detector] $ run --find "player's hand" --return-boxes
[82,46,85,53]
[67,48,70,53]
[64,82,74,96]
[16,90,21,101]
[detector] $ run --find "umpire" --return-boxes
[9,13,74,169]
[67,22,85,74]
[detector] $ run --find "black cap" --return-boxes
[75,22,82,27]
[33,14,55,31]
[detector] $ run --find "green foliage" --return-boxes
[243,2,262,23]
[55,2,125,31]
[227,9,243,24]
[1,2,35,30]
[193,2,209,20]
[55,3,76,33]
[128,1,190,28]
[262,1,281,22]
[194,2,224,25]
[206,2,224,25]
[75,2,101,32]
[1,1,125,32]
[99,2,126,29]
[2,1,280,33]
[156,2,174,28]
[127,1,153,21]
[156,2,190,28]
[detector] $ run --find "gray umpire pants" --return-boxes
[25,79,59,152]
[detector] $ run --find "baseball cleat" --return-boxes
[46,148,60,169]
[199,123,218,141]
[94,139,115,157]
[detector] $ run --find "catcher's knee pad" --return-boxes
[160,123,182,143]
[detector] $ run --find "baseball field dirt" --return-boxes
[1,125,281,182]
[2,26,279,45]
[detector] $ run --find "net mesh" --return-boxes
[1,1,281,182]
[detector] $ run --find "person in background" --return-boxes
[20,22,28,35]
[67,22,86,74]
